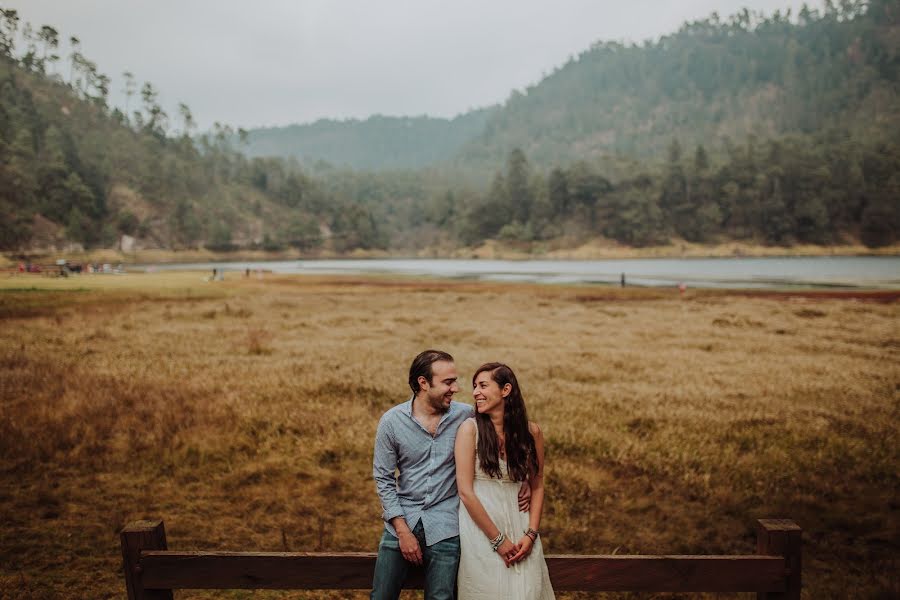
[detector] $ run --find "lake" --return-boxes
[144,256,900,289]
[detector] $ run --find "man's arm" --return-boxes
[373,416,422,565]
[373,416,403,522]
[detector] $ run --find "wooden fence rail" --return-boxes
[121,518,800,599]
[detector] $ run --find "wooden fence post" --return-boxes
[756,519,801,600]
[121,520,174,600]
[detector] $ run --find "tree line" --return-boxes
[446,135,898,248]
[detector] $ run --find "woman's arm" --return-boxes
[455,418,517,565]
[509,421,546,564]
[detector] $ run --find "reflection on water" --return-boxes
[146,257,900,289]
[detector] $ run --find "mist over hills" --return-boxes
[242,110,495,170]
[243,1,900,174]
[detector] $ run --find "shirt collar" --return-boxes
[405,395,458,433]
[401,395,415,417]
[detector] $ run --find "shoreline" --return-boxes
[3,240,899,268]
[2,270,897,295]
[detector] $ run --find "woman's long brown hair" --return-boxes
[473,362,538,482]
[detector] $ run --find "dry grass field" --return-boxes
[0,271,897,599]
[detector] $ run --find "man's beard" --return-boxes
[430,394,451,413]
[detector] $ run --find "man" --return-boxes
[371,349,465,600]
[371,350,528,600]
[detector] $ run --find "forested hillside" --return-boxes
[0,2,897,254]
[242,111,494,170]
[0,8,392,253]
[458,0,899,169]
[442,0,899,247]
[244,1,900,175]
[252,0,900,250]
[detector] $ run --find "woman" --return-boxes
[455,363,555,599]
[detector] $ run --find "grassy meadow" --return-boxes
[0,271,897,599]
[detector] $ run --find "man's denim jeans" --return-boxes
[370,520,460,600]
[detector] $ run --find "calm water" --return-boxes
[145,256,900,289]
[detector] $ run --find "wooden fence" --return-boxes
[121,518,800,599]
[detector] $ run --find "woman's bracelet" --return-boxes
[489,532,505,551]
[525,528,539,542]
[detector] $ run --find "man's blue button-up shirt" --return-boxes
[373,397,473,546]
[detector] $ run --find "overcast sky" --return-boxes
[10,1,820,131]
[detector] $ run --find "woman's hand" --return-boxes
[495,537,517,566]
[508,535,534,564]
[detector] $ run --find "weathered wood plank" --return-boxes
[756,519,802,600]
[546,555,786,592]
[141,552,394,590]
[140,551,785,592]
[120,521,173,600]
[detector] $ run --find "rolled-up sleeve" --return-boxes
[373,415,404,523]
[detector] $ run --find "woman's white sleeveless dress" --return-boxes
[457,426,555,599]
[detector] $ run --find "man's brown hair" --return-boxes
[408,349,454,394]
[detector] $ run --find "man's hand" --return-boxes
[397,530,423,565]
[518,480,532,512]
